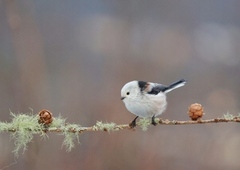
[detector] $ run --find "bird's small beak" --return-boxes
[121,97,125,100]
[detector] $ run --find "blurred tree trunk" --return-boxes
[4,0,48,109]
[4,0,47,169]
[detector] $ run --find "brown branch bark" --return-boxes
[42,117,240,133]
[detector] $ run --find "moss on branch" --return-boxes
[0,111,239,157]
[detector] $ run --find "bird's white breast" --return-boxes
[124,92,167,118]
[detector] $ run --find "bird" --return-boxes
[121,79,186,128]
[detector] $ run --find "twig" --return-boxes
[2,117,240,134]
[46,124,132,133]
[158,117,240,125]
[1,112,239,156]
[42,117,238,133]
[7,117,240,133]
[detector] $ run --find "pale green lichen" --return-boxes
[95,121,117,132]
[61,123,81,152]
[52,115,82,152]
[0,121,13,132]
[8,112,82,154]
[50,114,66,128]
[223,113,235,120]
[0,111,84,155]
[137,118,151,131]
[8,111,46,157]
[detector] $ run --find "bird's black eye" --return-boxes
[126,92,130,95]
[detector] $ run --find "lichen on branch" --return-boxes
[0,109,240,157]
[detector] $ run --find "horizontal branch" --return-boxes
[1,112,239,157]
[38,117,239,134]
[158,117,240,125]
[4,116,240,134]
[47,124,131,133]
[3,117,240,134]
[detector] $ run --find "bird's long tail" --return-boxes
[164,79,186,93]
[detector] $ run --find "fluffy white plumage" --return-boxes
[121,79,186,119]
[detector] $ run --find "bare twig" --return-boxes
[158,117,240,125]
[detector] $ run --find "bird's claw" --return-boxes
[151,116,158,126]
[129,121,136,129]
[129,116,139,129]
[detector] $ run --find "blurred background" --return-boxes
[0,0,240,169]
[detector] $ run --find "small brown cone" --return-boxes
[38,109,53,125]
[188,103,204,120]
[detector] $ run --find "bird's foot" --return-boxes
[151,116,158,126]
[129,116,139,129]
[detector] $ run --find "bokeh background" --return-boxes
[0,0,240,169]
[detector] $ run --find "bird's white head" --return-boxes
[121,81,140,103]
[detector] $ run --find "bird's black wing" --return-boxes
[147,84,167,95]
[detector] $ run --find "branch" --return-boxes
[4,116,240,133]
[158,116,240,125]
[0,108,239,157]
[34,116,240,133]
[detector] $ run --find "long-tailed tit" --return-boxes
[121,79,186,127]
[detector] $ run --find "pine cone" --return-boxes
[188,103,204,120]
[38,109,53,125]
